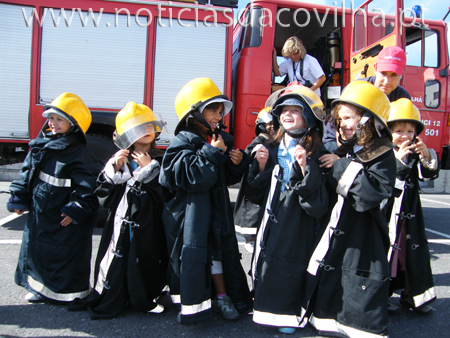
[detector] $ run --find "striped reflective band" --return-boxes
[28,275,91,301]
[39,171,71,187]
[180,299,211,315]
[336,161,363,197]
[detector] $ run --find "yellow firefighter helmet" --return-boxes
[113,102,165,149]
[43,92,91,134]
[174,77,232,135]
[388,98,424,135]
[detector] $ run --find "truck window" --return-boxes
[354,11,366,52]
[406,28,439,68]
[40,10,147,109]
[424,79,440,108]
[424,30,438,68]
[241,6,263,49]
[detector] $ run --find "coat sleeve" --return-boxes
[224,150,251,186]
[159,133,225,193]
[289,158,329,219]
[245,148,274,205]
[60,149,101,224]
[418,148,440,180]
[7,152,32,212]
[327,150,396,212]
[94,159,128,209]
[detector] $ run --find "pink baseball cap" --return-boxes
[376,46,407,75]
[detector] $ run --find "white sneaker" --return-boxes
[244,241,255,254]
[148,304,164,314]
[25,292,43,302]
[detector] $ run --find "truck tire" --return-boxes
[86,133,118,227]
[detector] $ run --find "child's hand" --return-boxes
[229,149,243,165]
[60,214,73,227]
[132,151,152,168]
[255,146,269,172]
[113,149,129,172]
[211,134,227,152]
[397,140,414,161]
[413,136,431,162]
[13,209,26,215]
[319,153,339,168]
[295,145,307,175]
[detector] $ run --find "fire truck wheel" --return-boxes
[86,133,118,166]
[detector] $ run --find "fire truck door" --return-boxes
[350,0,403,82]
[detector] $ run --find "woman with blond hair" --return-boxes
[273,36,325,96]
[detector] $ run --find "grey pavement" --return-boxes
[0,181,450,337]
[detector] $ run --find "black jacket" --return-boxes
[9,128,101,301]
[85,149,168,319]
[159,128,253,324]
[387,150,440,308]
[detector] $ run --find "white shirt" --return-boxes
[278,54,325,96]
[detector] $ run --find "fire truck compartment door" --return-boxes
[152,18,227,144]
[350,0,402,82]
[0,4,33,139]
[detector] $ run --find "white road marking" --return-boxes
[428,239,450,245]
[421,197,450,207]
[0,239,21,244]
[0,212,26,227]
[426,228,450,239]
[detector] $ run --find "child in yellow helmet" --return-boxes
[159,78,252,324]
[307,81,397,337]
[244,85,329,334]
[386,98,439,315]
[7,93,101,303]
[85,102,168,319]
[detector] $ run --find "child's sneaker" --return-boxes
[212,295,239,320]
[25,292,43,303]
[244,240,255,254]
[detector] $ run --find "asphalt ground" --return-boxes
[0,181,449,337]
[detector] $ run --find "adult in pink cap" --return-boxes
[323,46,411,151]
[362,46,411,101]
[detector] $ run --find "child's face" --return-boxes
[391,121,416,148]
[201,103,223,131]
[134,123,156,146]
[265,121,275,136]
[337,104,361,140]
[48,113,71,135]
[280,105,306,131]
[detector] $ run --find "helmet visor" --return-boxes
[114,114,168,150]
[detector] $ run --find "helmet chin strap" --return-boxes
[338,113,371,146]
[280,124,309,139]
[191,110,214,135]
[280,124,310,148]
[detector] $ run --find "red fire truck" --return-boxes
[1,0,449,169]
[232,0,450,168]
[0,0,236,164]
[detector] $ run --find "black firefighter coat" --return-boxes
[86,150,168,319]
[307,137,396,338]
[8,129,101,301]
[387,149,440,308]
[244,141,329,328]
[159,128,253,325]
